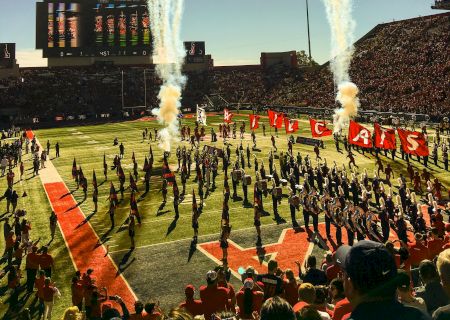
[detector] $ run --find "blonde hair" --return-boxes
[437,249,450,285]
[62,306,83,320]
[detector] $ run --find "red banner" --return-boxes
[348,120,372,148]
[374,123,396,150]
[284,118,299,134]
[249,114,260,130]
[267,110,284,128]
[397,128,429,156]
[224,109,233,123]
[309,118,332,138]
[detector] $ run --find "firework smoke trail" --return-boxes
[149,0,186,151]
[323,0,360,133]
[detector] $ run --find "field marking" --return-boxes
[109,222,280,254]
[33,133,139,307]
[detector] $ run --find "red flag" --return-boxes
[348,120,372,148]
[397,128,429,156]
[224,109,233,123]
[309,118,332,138]
[249,114,260,130]
[374,123,396,150]
[284,118,299,134]
[267,110,283,128]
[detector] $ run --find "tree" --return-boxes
[296,50,319,66]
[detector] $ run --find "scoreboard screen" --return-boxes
[0,43,15,69]
[36,0,152,58]
[184,41,206,63]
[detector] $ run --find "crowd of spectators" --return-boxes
[0,13,448,123]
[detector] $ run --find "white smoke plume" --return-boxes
[322,0,360,133]
[148,0,186,151]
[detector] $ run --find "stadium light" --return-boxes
[306,0,312,64]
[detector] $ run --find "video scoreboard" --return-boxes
[36,0,152,58]
[0,43,15,69]
[184,41,206,63]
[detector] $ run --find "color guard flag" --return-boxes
[397,128,429,156]
[348,120,372,148]
[249,114,260,130]
[284,118,299,134]
[267,110,284,128]
[196,105,207,126]
[224,109,234,123]
[309,118,333,138]
[374,123,396,150]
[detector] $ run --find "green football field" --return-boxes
[0,111,448,318]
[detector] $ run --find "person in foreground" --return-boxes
[335,240,430,320]
[433,249,450,320]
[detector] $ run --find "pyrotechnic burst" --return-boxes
[149,0,186,151]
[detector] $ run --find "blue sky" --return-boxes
[0,0,439,66]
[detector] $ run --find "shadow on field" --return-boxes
[116,249,136,276]
[166,217,179,236]
[75,211,97,229]
[59,189,77,199]
[65,198,86,213]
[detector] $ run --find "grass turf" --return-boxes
[0,111,448,317]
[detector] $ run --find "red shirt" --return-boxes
[35,276,46,299]
[39,253,54,269]
[179,299,204,316]
[332,298,353,320]
[5,234,15,249]
[218,280,236,305]
[71,281,84,305]
[199,285,229,319]
[282,280,299,306]
[326,264,341,282]
[408,241,429,267]
[42,285,56,302]
[428,237,445,259]
[293,301,309,313]
[143,312,161,320]
[26,252,40,269]
[236,290,264,319]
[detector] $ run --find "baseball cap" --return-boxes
[396,270,411,290]
[206,270,217,281]
[335,240,397,295]
[244,278,254,290]
[185,285,195,297]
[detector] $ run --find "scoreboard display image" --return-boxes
[36,0,152,58]
[0,43,15,69]
[184,41,206,63]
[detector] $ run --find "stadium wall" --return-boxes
[47,56,153,67]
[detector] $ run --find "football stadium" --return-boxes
[0,0,449,319]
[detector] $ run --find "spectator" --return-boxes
[39,246,55,278]
[434,249,450,319]
[129,300,145,320]
[215,265,236,307]
[256,260,283,299]
[416,260,449,315]
[143,301,161,320]
[396,269,427,313]
[329,278,346,306]
[260,296,296,320]
[35,270,46,318]
[293,283,330,320]
[71,276,84,311]
[283,268,299,306]
[179,285,204,317]
[163,308,193,320]
[199,270,229,319]
[335,240,428,320]
[25,245,40,293]
[61,306,84,320]
[236,278,264,319]
[298,255,328,286]
[42,277,61,320]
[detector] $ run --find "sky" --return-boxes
[0,0,439,67]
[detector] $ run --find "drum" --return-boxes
[233,170,243,181]
[280,179,288,186]
[244,175,252,186]
[275,187,283,197]
[259,180,268,191]
[290,195,300,206]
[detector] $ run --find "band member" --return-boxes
[108,182,118,208]
[192,190,200,243]
[379,197,390,243]
[92,187,98,213]
[109,204,115,228]
[173,183,180,219]
[385,164,394,186]
[130,191,141,224]
[347,151,358,169]
[128,215,136,249]
[270,178,280,219]
[161,179,168,203]
[344,203,355,246]
[220,226,231,262]
[271,135,277,152]
[254,204,262,246]
[288,187,299,227]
